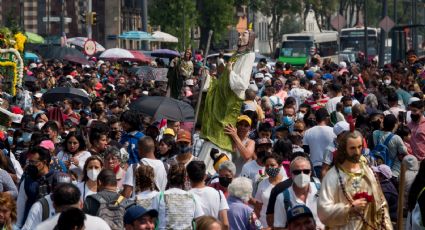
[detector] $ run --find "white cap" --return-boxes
[255,72,264,79]
[409,97,420,105]
[339,61,347,69]
[264,73,273,78]
[333,121,350,136]
[29,63,37,69]
[65,75,73,80]
[34,92,43,98]
[294,70,305,78]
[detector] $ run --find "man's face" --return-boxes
[283,107,295,118]
[126,215,156,230]
[312,86,323,99]
[258,131,271,139]
[170,122,180,134]
[288,216,316,230]
[345,136,363,163]
[43,127,57,141]
[291,159,311,180]
[237,30,250,47]
[27,153,45,173]
[256,144,272,153]
[343,100,352,107]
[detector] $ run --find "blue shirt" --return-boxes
[120,131,144,164]
[227,196,262,230]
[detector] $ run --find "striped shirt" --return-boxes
[305,95,330,111]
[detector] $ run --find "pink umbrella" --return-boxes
[99,48,151,63]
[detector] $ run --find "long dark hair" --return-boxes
[408,160,425,211]
[63,131,87,154]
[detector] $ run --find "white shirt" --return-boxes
[255,177,285,228]
[273,182,324,229]
[135,190,160,209]
[229,52,255,100]
[150,188,205,230]
[303,125,336,167]
[35,213,111,230]
[9,151,23,180]
[123,158,168,196]
[190,187,229,218]
[325,96,343,113]
[57,150,92,181]
[77,181,96,201]
[22,194,55,230]
[288,87,313,110]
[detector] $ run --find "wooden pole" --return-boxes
[396,159,407,230]
[192,30,213,135]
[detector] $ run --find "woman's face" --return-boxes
[105,154,119,170]
[158,141,170,155]
[87,159,102,171]
[95,135,109,152]
[218,168,233,179]
[67,136,80,153]
[265,158,279,169]
[0,206,11,225]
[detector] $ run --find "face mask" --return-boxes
[313,93,321,99]
[7,136,13,145]
[26,164,39,180]
[409,91,416,95]
[293,173,310,188]
[274,84,283,91]
[371,120,381,130]
[411,113,422,122]
[306,119,317,127]
[72,180,78,185]
[36,122,46,130]
[218,177,232,187]
[87,169,100,181]
[343,106,352,115]
[384,79,391,86]
[22,132,32,143]
[296,112,305,120]
[265,167,280,177]
[178,144,191,155]
[282,116,294,127]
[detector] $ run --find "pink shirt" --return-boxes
[408,116,425,160]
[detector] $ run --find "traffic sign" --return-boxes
[331,14,346,31]
[379,16,395,33]
[84,39,96,56]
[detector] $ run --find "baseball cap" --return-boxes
[176,129,191,143]
[243,103,256,112]
[237,115,252,126]
[255,72,265,79]
[124,205,158,225]
[40,140,55,151]
[409,97,420,105]
[372,164,392,180]
[163,128,175,136]
[287,205,314,224]
[333,121,349,136]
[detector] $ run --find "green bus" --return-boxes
[277,31,339,67]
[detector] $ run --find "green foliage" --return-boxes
[149,0,198,50]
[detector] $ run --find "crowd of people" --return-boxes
[1,29,425,230]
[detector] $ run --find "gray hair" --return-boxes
[228,177,253,202]
[218,161,236,176]
[290,156,311,172]
[364,94,378,108]
[103,146,121,159]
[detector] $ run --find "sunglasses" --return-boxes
[292,169,311,175]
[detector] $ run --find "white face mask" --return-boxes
[87,169,100,181]
[296,112,305,121]
[36,122,46,130]
[384,79,391,86]
[293,173,310,188]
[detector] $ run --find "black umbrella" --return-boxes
[42,87,91,105]
[36,45,86,61]
[129,96,194,121]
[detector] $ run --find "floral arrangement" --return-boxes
[0,61,18,96]
[353,191,374,202]
[14,33,26,53]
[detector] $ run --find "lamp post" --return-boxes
[364,0,368,61]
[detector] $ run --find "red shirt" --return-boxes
[209,182,229,198]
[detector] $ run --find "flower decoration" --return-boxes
[0,61,17,96]
[353,191,374,203]
[14,33,26,53]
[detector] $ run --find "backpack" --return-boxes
[39,197,50,221]
[91,194,126,230]
[282,180,321,214]
[371,133,395,166]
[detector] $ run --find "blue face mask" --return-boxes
[7,136,13,145]
[282,116,294,127]
[22,132,32,143]
[344,106,352,115]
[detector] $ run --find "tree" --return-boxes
[149,0,197,50]
[196,0,235,50]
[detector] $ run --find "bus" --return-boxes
[340,27,380,61]
[277,31,338,67]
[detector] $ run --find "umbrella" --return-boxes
[36,46,86,61]
[152,31,178,43]
[134,66,168,81]
[67,37,106,52]
[25,32,45,44]
[99,48,151,63]
[129,96,195,121]
[63,54,90,65]
[42,87,91,105]
[151,49,180,58]
[118,31,155,41]
[24,52,40,61]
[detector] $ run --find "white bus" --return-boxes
[277,31,339,66]
[340,27,380,60]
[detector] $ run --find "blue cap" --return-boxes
[287,205,314,224]
[124,205,158,225]
[322,73,333,80]
[306,70,314,79]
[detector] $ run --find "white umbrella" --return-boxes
[99,48,151,62]
[152,31,179,43]
[67,37,106,52]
